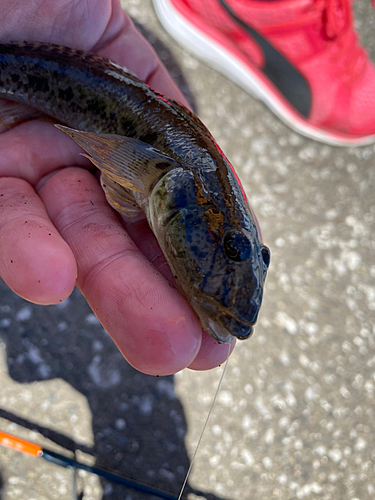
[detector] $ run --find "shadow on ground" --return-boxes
[0,23,210,500]
[0,279,229,500]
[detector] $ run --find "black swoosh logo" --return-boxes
[217,0,312,117]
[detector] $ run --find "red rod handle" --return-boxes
[0,430,43,457]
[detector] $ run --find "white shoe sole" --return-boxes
[153,0,375,146]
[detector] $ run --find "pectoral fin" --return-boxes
[55,125,181,194]
[100,173,143,220]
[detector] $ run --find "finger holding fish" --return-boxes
[0,176,77,304]
[94,5,190,106]
[39,163,235,373]
[0,155,233,373]
[39,166,206,375]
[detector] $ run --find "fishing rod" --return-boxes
[0,430,178,500]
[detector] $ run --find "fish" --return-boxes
[0,41,270,343]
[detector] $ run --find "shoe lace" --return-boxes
[313,0,372,80]
[321,0,351,39]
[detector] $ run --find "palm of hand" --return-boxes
[0,0,234,375]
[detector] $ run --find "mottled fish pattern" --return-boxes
[0,42,270,343]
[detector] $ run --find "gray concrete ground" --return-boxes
[1,0,375,499]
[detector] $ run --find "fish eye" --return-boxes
[261,245,271,268]
[223,230,252,262]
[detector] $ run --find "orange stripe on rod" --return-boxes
[0,431,43,457]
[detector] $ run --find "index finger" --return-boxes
[93,5,190,106]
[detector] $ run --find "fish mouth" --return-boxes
[207,318,253,344]
[191,297,256,344]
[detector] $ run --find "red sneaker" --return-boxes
[153,0,375,146]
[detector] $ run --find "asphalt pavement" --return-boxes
[0,1,374,499]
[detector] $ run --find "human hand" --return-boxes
[0,0,235,375]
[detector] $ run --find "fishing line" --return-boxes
[177,342,232,500]
[0,430,178,500]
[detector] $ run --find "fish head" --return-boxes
[190,226,270,343]
[149,167,270,344]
